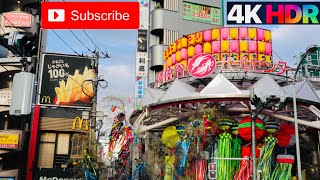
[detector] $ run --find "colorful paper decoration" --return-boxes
[230,27,238,39]
[163,63,167,70]
[231,121,242,177]
[249,41,257,53]
[164,50,169,60]
[188,46,195,58]
[195,31,203,44]
[230,40,239,52]
[240,40,248,52]
[181,37,188,48]
[238,117,265,142]
[181,60,187,67]
[265,30,272,42]
[257,120,279,180]
[239,27,248,39]
[204,30,212,42]
[164,156,175,180]
[257,28,265,41]
[212,41,220,53]
[195,44,203,55]
[221,28,229,40]
[176,51,181,62]
[221,40,229,52]
[170,43,177,54]
[258,41,266,53]
[171,54,176,65]
[167,57,172,67]
[212,28,220,41]
[176,39,182,50]
[266,42,272,55]
[270,155,294,180]
[188,34,196,46]
[161,126,181,148]
[276,123,295,147]
[248,28,256,40]
[181,48,187,60]
[203,42,211,54]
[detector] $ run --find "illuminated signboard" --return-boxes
[0,134,19,149]
[2,12,32,28]
[156,27,289,87]
[183,1,221,25]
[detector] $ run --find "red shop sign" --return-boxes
[2,13,32,27]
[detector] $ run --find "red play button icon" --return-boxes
[54,11,59,20]
[48,9,65,22]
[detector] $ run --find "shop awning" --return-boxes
[140,87,165,107]
[282,80,320,103]
[199,74,242,96]
[159,79,196,101]
[250,74,287,102]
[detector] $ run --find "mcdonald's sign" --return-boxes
[41,96,51,104]
[72,117,89,131]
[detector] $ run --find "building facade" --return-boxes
[148,0,222,83]
[0,0,40,179]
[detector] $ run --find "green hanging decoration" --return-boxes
[270,154,295,180]
[257,120,279,180]
[231,121,242,177]
[217,117,232,180]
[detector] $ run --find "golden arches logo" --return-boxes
[41,96,51,103]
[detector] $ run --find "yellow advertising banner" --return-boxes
[0,134,19,149]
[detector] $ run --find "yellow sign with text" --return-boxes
[0,134,19,149]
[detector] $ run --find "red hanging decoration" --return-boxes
[276,123,296,147]
[238,117,265,142]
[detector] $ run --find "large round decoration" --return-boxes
[187,53,216,78]
[161,126,181,148]
[238,117,265,142]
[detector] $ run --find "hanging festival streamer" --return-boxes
[270,154,295,180]
[164,156,175,180]
[257,119,279,180]
[231,121,242,177]
[161,126,181,148]
[216,117,233,180]
[234,146,261,180]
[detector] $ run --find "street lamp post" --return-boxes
[293,44,318,180]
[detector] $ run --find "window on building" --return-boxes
[56,133,70,155]
[164,0,179,11]
[38,133,56,168]
[164,29,179,45]
[70,134,86,158]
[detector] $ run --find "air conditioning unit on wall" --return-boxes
[9,72,35,116]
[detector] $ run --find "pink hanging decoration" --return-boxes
[257,29,265,41]
[230,40,239,52]
[212,41,220,53]
[249,41,257,53]
[195,44,203,55]
[266,42,272,55]
[221,28,229,40]
[203,30,212,42]
[239,27,248,39]
[181,48,187,60]
[171,54,176,65]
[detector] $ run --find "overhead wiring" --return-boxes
[51,30,82,56]
[82,30,109,56]
[69,30,95,53]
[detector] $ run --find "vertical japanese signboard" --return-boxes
[39,53,94,108]
[135,2,149,106]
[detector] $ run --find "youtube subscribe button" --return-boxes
[41,2,139,29]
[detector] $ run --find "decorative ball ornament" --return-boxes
[218,117,232,131]
[176,124,187,137]
[231,121,239,135]
[276,123,296,147]
[265,119,279,134]
[238,117,265,142]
